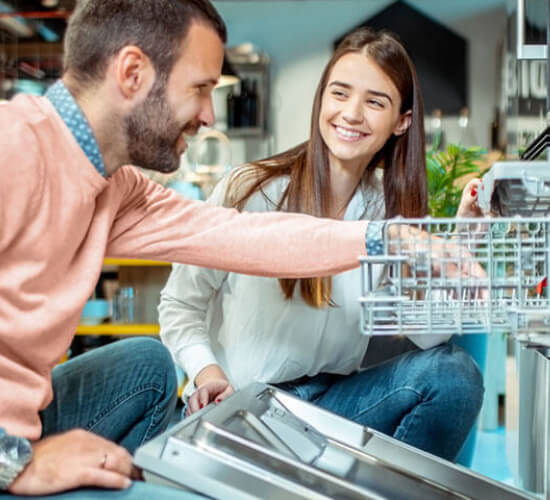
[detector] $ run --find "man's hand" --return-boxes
[8,429,134,496]
[388,223,488,286]
[186,364,234,417]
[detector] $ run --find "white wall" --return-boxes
[450,6,508,148]
[212,0,507,160]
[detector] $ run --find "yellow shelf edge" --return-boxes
[76,323,160,336]
[103,258,171,267]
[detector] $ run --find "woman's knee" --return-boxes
[430,343,485,418]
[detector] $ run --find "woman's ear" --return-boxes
[394,110,412,136]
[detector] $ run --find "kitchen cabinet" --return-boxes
[75,259,188,397]
[225,46,270,138]
[76,259,171,336]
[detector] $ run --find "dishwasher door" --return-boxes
[518,344,550,497]
[135,382,534,500]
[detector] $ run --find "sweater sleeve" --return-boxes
[0,120,42,255]
[106,167,368,278]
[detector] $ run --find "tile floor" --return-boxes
[471,427,514,484]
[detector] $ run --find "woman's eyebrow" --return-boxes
[328,80,352,89]
[367,89,393,103]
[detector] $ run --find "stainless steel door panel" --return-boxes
[363,432,527,500]
[518,345,550,495]
[135,383,534,500]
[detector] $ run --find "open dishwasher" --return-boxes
[134,194,542,498]
[482,159,550,498]
[359,159,550,499]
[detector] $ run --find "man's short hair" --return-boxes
[64,0,227,89]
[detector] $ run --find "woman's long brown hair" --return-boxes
[224,28,427,308]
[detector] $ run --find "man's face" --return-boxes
[125,22,224,173]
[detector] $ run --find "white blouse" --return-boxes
[159,168,449,398]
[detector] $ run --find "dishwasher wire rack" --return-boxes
[360,216,550,337]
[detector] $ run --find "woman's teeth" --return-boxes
[335,126,363,139]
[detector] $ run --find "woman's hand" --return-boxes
[457,178,483,218]
[186,364,234,417]
[186,380,234,416]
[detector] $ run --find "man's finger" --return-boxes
[102,447,134,478]
[78,467,132,490]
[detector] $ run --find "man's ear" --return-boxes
[394,110,412,136]
[114,45,155,100]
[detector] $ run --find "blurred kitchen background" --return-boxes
[2,0,549,494]
[1,0,543,192]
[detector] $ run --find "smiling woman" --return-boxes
[319,52,412,184]
[159,27,484,463]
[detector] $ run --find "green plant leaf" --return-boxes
[426,144,487,217]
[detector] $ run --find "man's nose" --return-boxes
[198,96,215,128]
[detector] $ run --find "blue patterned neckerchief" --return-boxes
[45,80,106,177]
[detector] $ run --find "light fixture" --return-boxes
[41,0,59,7]
[216,53,239,88]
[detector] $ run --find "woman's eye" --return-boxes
[331,90,348,98]
[367,99,384,108]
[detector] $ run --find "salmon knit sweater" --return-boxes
[0,94,368,439]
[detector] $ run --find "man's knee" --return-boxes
[121,337,178,398]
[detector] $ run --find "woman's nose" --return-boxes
[342,98,363,124]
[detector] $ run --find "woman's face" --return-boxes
[319,52,411,174]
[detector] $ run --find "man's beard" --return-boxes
[124,79,184,173]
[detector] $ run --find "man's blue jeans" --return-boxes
[40,337,175,452]
[3,337,205,499]
[275,342,484,462]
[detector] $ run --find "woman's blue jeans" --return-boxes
[275,342,484,462]
[3,337,205,499]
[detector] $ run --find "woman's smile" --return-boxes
[332,124,369,142]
